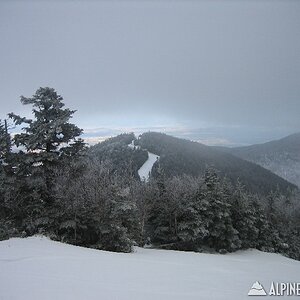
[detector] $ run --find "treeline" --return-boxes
[0,88,300,261]
[145,169,300,259]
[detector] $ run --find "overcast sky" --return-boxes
[0,0,299,146]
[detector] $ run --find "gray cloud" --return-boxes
[0,0,299,145]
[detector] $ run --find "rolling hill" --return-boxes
[136,132,297,195]
[219,133,300,188]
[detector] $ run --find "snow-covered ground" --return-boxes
[0,237,299,300]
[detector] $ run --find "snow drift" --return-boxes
[0,236,299,300]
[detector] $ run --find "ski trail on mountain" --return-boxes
[128,140,159,181]
[138,152,159,181]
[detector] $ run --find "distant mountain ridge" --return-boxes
[136,132,297,196]
[219,133,300,188]
[88,132,298,196]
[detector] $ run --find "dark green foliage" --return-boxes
[142,167,300,258]
[147,168,175,244]
[284,210,300,260]
[147,169,240,251]
[52,158,139,252]
[229,184,259,249]
[9,87,84,155]
[0,119,11,160]
[175,187,209,250]
[8,87,86,205]
[198,169,240,251]
[0,119,14,239]
[2,88,85,234]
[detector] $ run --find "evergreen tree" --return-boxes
[9,87,86,204]
[229,181,259,249]
[251,198,276,251]
[200,169,240,252]
[176,185,209,250]
[53,157,136,252]
[147,166,174,244]
[0,119,11,160]
[0,119,14,240]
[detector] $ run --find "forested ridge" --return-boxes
[137,132,297,195]
[88,133,148,180]
[1,88,300,260]
[216,133,300,188]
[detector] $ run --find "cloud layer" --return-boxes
[0,1,299,145]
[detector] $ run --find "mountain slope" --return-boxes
[137,132,297,195]
[1,236,299,300]
[88,133,148,178]
[221,133,300,188]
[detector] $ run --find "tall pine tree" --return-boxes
[9,87,86,205]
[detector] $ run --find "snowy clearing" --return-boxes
[0,237,299,300]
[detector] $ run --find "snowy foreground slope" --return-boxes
[0,237,299,300]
